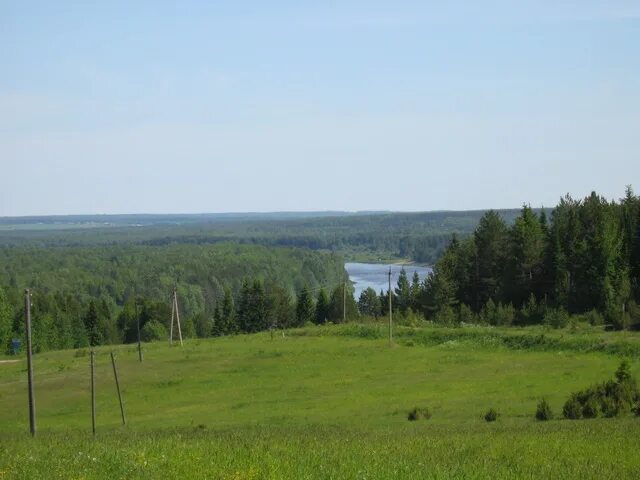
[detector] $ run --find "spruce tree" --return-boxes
[295,286,315,326]
[394,268,411,313]
[237,279,252,333]
[83,301,102,347]
[0,289,12,354]
[315,288,329,324]
[220,287,236,334]
[212,304,223,336]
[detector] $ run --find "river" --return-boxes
[345,262,433,299]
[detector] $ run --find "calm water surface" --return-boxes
[345,262,433,299]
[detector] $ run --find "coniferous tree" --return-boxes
[295,286,315,326]
[379,289,389,317]
[507,205,545,305]
[327,284,358,322]
[266,283,294,329]
[632,205,640,302]
[394,268,411,313]
[0,288,13,354]
[315,288,329,324]
[358,287,380,317]
[248,279,267,332]
[220,287,236,334]
[474,210,509,308]
[237,280,252,332]
[410,271,421,311]
[212,304,223,336]
[83,301,102,347]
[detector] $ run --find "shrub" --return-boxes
[544,308,569,329]
[563,396,582,419]
[433,306,457,326]
[561,362,640,419]
[581,397,599,418]
[601,396,620,418]
[518,294,544,325]
[484,408,498,422]
[141,320,168,342]
[407,407,431,421]
[615,360,632,383]
[585,309,604,326]
[457,304,476,325]
[480,300,515,326]
[607,305,631,330]
[73,348,89,358]
[479,299,496,325]
[535,398,553,421]
[628,300,640,329]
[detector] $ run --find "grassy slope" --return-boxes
[1,325,639,479]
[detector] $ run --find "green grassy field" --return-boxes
[1,324,639,479]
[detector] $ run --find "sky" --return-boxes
[1,1,639,216]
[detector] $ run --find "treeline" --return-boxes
[0,279,357,353]
[0,243,345,352]
[0,209,529,263]
[359,188,640,329]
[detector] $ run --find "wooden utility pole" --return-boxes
[343,276,346,323]
[110,352,126,426]
[24,289,36,437]
[170,288,183,346]
[135,302,142,362]
[90,350,96,436]
[388,268,393,346]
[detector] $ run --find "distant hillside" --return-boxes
[0,208,541,263]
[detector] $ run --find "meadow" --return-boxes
[1,324,639,479]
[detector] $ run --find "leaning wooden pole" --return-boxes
[169,293,175,345]
[174,289,183,346]
[90,350,96,436]
[110,352,126,425]
[24,289,36,437]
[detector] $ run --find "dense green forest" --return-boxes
[363,188,640,329]
[0,209,529,263]
[0,244,346,353]
[2,189,638,354]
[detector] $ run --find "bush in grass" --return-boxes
[407,407,431,421]
[433,306,458,326]
[615,360,632,383]
[584,309,604,326]
[141,320,168,342]
[517,294,545,325]
[484,408,498,422]
[562,361,640,419]
[535,398,553,421]
[544,308,569,329]
[457,303,476,325]
[581,397,599,418]
[563,396,582,419]
[480,300,515,326]
[607,306,631,331]
[601,395,621,418]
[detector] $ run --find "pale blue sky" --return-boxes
[1,1,639,216]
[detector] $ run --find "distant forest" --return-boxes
[0,208,530,263]
[0,244,346,352]
[1,189,638,354]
